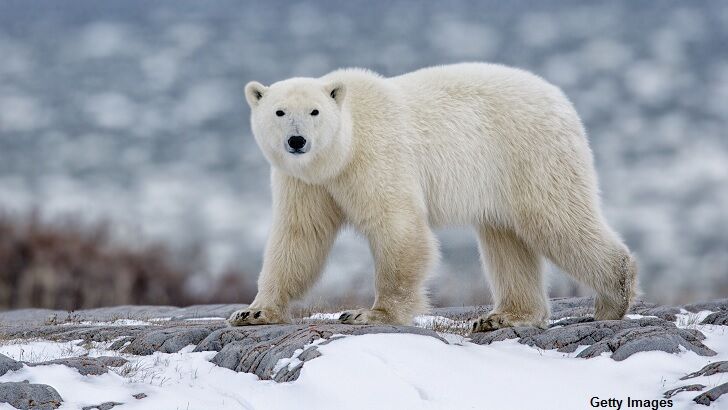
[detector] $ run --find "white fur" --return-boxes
[229,63,637,330]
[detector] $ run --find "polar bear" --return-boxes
[228,63,637,332]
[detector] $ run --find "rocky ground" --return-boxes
[0,297,727,409]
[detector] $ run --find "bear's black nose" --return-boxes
[287,135,307,150]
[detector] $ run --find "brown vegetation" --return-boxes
[0,211,255,310]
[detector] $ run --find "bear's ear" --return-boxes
[245,81,267,108]
[325,81,346,107]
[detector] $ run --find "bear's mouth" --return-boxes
[286,147,309,155]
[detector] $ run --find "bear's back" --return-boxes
[320,63,590,227]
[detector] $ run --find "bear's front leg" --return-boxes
[339,212,437,326]
[470,225,550,332]
[228,171,343,326]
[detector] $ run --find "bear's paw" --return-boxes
[471,312,547,333]
[227,307,287,326]
[338,309,392,325]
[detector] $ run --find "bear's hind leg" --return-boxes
[593,249,637,320]
[471,225,549,333]
[522,217,637,321]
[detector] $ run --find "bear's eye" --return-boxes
[310,109,319,116]
[275,110,285,117]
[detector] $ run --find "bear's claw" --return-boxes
[338,309,389,325]
[471,314,507,332]
[470,312,547,333]
[228,307,285,326]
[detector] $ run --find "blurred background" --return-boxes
[0,0,726,311]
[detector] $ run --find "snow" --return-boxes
[675,310,715,329]
[1,314,727,409]
[272,338,328,374]
[307,312,344,320]
[0,340,87,363]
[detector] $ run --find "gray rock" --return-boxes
[0,354,22,376]
[429,296,640,321]
[122,326,220,355]
[62,327,155,343]
[471,317,716,361]
[81,402,123,410]
[683,299,728,313]
[30,356,128,376]
[0,304,248,327]
[95,356,129,368]
[3,307,449,383]
[469,326,543,345]
[0,309,65,326]
[0,381,62,410]
[203,324,445,382]
[0,324,152,345]
[167,304,247,321]
[0,299,723,384]
[132,393,147,399]
[109,337,136,351]
[694,382,728,406]
[701,311,728,326]
[526,320,632,354]
[663,384,705,398]
[549,317,595,327]
[548,296,659,320]
[546,297,679,321]
[632,305,682,321]
[429,297,674,322]
[577,323,715,360]
[57,305,179,323]
[195,326,285,353]
[681,361,728,380]
[550,296,597,319]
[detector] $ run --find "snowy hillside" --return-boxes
[1,298,728,409]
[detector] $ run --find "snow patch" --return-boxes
[272,338,328,375]
[307,312,344,320]
[0,319,727,409]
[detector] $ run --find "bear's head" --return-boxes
[245,78,352,183]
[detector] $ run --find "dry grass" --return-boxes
[425,317,472,336]
[676,312,706,330]
[0,210,257,310]
[0,338,83,362]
